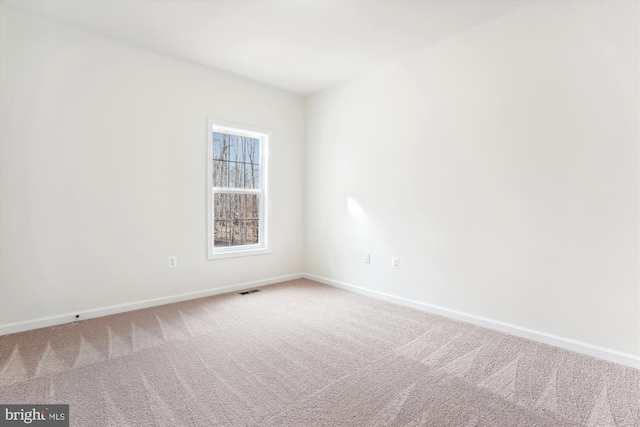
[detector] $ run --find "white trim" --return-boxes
[0,273,304,336]
[205,245,271,260]
[206,119,270,260]
[303,273,640,369]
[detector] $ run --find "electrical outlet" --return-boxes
[392,257,399,269]
[364,253,370,264]
[168,256,178,268]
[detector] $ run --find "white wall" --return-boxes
[0,6,305,327]
[1,1,638,362]
[305,0,639,356]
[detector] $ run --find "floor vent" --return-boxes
[238,289,261,295]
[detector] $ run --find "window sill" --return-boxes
[208,246,271,260]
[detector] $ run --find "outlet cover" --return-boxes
[168,256,178,268]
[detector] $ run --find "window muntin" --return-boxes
[207,121,269,259]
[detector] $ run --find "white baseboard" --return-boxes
[2,271,638,369]
[303,273,640,370]
[0,273,304,336]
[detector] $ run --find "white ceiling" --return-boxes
[1,0,534,95]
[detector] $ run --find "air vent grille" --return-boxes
[238,289,261,295]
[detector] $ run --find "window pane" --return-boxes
[249,164,260,189]
[213,132,229,187]
[231,134,241,162]
[245,220,259,245]
[212,132,260,189]
[213,193,228,247]
[227,161,244,188]
[212,132,225,160]
[213,193,260,246]
[213,220,229,247]
[245,138,260,165]
[212,160,228,187]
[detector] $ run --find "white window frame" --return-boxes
[207,119,270,260]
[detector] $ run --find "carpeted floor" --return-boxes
[0,279,638,426]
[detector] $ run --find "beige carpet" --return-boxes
[0,279,638,426]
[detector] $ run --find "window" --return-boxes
[207,120,269,259]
